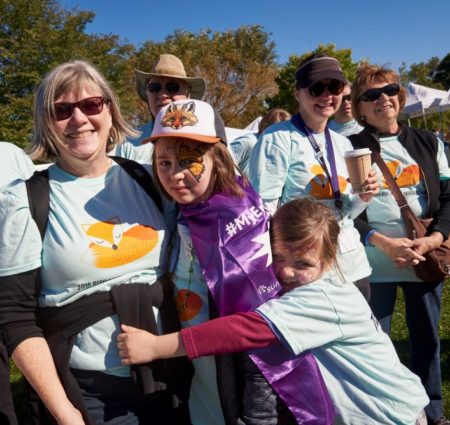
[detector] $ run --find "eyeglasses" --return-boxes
[54,96,106,121]
[342,94,351,102]
[358,83,400,102]
[147,81,186,95]
[308,80,345,97]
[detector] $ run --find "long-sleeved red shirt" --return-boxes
[181,311,278,359]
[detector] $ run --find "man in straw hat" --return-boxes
[131,54,206,146]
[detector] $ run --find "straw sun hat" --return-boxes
[135,54,206,102]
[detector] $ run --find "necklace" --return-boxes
[177,246,195,314]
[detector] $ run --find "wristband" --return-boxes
[364,229,376,247]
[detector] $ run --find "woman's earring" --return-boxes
[360,115,366,122]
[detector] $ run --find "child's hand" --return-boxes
[117,324,159,365]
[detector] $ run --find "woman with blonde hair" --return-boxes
[0,60,190,424]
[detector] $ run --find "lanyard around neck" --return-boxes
[291,114,343,211]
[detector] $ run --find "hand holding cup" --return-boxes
[344,148,380,201]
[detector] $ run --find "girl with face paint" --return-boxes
[118,198,429,425]
[119,100,334,425]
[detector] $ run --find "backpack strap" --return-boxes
[26,158,163,241]
[110,156,163,214]
[25,169,50,240]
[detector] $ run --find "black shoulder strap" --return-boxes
[110,156,163,214]
[25,169,50,240]
[26,158,163,242]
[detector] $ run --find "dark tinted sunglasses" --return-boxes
[358,83,400,102]
[54,96,105,121]
[147,81,185,95]
[308,80,345,97]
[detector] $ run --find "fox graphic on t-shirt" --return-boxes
[382,161,421,189]
[307,164,348,199]
[81,217,159,268]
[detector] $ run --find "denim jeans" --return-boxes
[369,280,444,421]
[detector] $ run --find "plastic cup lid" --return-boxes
[344,148,372,157]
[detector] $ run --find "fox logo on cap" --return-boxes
[161,101,198,130]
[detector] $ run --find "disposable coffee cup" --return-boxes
[344,148,372,193]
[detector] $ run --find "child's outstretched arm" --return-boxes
[117,324,186,365]
[182,312,277,358]
[117,312,278,364]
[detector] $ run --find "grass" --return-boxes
[390,278,450,416]
[8,279,450,422]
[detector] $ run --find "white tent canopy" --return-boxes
[225,127,255,143]
[225,116,261,143]
[400,83,450,129]
[244,116,262,132]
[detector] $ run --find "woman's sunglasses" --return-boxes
[308,80,345,97]
[147,81,185,95]
[342,94,352,102]
[358,83,400,102]
[54,96,105,121]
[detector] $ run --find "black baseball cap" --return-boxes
[295,56,346,88]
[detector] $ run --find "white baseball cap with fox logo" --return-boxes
[142,99,227,145]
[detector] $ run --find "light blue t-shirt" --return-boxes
[112,121,155,164]
[174,223,226,425]
[228,132,258,172]
[328,119,363,138]
[128,121,154,146]
[0,142,35,187]
[364,135,450,283]
[257,271,429,425]
[0,160,171,375]
[248,121,372,282]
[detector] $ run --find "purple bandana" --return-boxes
[179,178,334,424]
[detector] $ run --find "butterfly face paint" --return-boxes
[177,142,206,182]
[154,138,214,204]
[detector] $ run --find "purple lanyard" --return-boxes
[291,114,343,212]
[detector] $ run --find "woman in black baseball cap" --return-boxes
[294,54,347,132]
[247,53,379,301]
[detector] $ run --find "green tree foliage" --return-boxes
[398,57,443,88]
[434,53,450,90]
[266,44,359,114]
[135,26,278,128]
[0,0,135,148]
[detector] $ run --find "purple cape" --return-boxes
[179,179,334,424]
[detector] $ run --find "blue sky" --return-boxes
[60,0,449,71]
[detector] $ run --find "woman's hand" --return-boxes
[368,232,426,267]
[358,169,380,202]
[55,406,85,425]
[12,337,86,425]
[117,324,158,365]
[412,231,444,256]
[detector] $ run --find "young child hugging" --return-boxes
[124,99,333,425]
[118,198,429,425]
